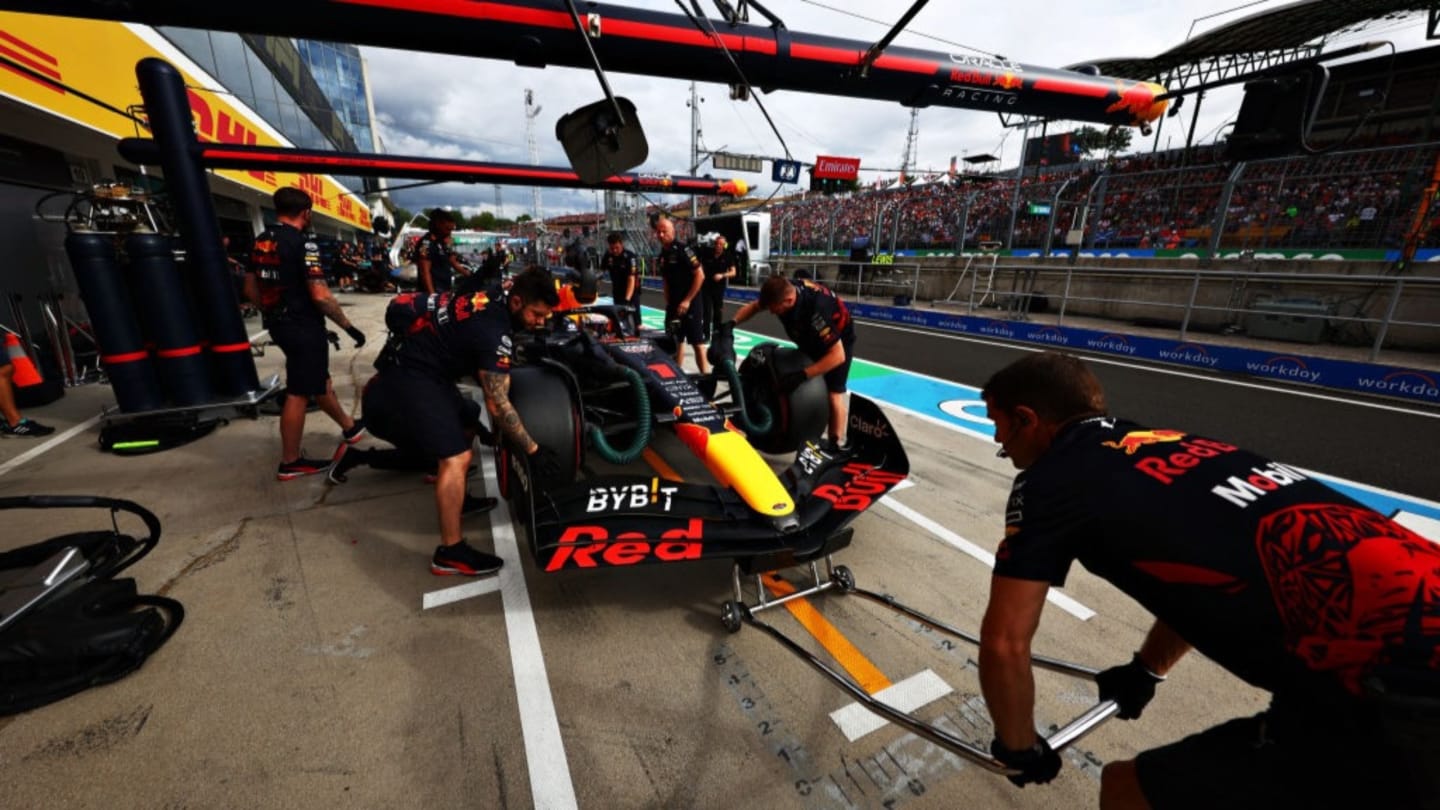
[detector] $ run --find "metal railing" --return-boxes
[954,262,1440,361]
[772,259,922,303]
[754,257,1440,361]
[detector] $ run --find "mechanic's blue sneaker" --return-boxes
[431,540,503,576]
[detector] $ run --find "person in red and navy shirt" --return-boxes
[245,187,366,480]
[330,269,561,577]
[732,274,856,450]
[414,208,472,294]
[975,351,1437,808]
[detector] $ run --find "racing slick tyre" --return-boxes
[504,365,583,491]
[738,343,828,454]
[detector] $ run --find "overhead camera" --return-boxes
[1140,124,1154,137]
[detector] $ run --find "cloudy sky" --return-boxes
[359,0,1431,220]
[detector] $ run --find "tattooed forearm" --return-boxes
[480,371,536,452]
[314,296,350,328]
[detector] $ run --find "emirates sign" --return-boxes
[812,155,861,180]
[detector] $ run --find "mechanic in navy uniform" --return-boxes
[245,187,367,481]
[698,233,736,342]
[414,209,472,294]
[975,351,1437,808]
[653,215,709,375]
[601,231,641,333]
[731,274,856,450]
[329,269,562,576]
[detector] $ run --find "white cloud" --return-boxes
[359,0,1434,217]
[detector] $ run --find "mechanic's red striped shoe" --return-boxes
[340,419,367,445]
[431,540,503,576]
[277,456,333,481]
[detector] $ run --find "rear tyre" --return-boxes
[738,343,828,454]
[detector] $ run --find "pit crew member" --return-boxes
[654,215,708,375]
[698,234,735,342]
[415,208,471,294]
[330,268,561,576]
[732,275,856,450]
[245,187,366,480]
[601,231,641,333]
[976,351,1437,808]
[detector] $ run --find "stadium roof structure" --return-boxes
[1073,0,1437,90]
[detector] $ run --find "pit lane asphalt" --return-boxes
[716,302,1440,501]
[0,289,1428,810]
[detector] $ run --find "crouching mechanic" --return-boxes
[731,275,856,450]
[976,351,1437,808]
[330,268,562,576]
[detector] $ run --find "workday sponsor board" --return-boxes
[841,303,1440,406]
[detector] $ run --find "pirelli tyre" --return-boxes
[500,365,583,501]
[738,342,828,454]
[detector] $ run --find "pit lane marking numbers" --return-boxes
[829,669,954,741]
[713,642,846,808]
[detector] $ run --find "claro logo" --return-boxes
[544,520,704,571]
[848,414,890,440]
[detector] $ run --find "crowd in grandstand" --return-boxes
[764,142,1440,253]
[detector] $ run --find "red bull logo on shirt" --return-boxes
[1103,429,1187,455]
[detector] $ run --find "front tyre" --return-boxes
[738,343,828,454]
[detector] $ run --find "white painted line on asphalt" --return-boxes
[0,414,102,480]
[830,668,954,742]
[481,450,578,810]
[891,478,916,492]
[878,494,1096,622]
[853,319,1440,420]
[1297,467,1440,515]
[1393,511,1440,544]
[421,578,501,610]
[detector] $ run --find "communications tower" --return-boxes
[900,107,920,182]
[525,89,542,222]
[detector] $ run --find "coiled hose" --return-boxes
[588,366,652,465]
[719,359,773,435]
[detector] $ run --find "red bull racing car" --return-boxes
[491,301,909,576]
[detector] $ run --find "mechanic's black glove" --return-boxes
[326,330,341,351]
[777,369,808,393]
[1095,654,1166,720]
[344,325,367,349]
[990,737,1062,788]
[530,446,565,482]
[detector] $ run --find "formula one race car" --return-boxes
[493,301,908,574]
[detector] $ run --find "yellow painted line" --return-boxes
[761,574,892,695]
[641,438,892,695]
[641,447,683,482]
